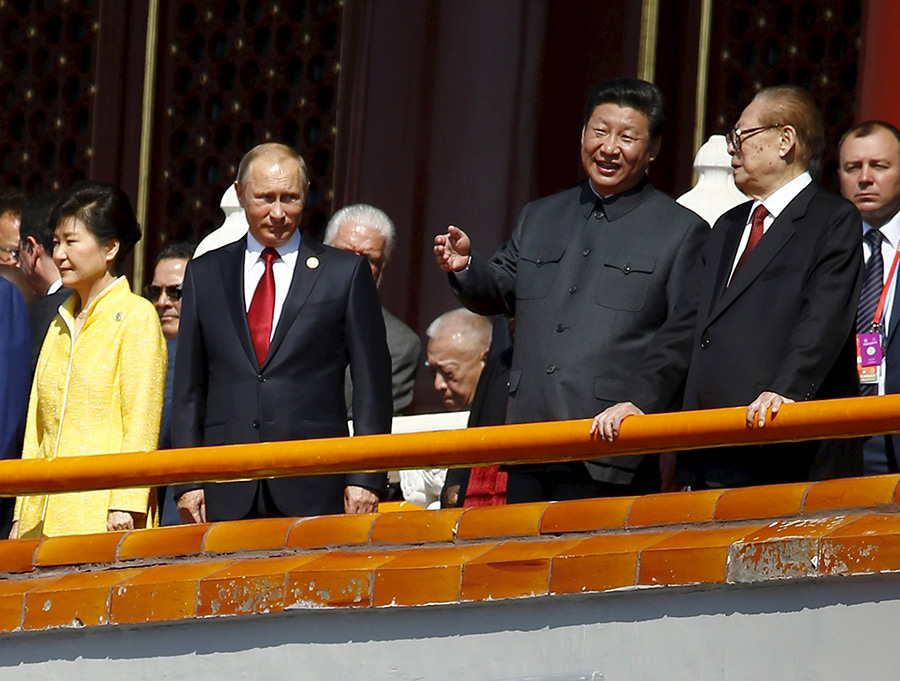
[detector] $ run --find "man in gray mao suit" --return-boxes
[434,78,708,502]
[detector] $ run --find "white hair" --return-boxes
[324,203,397,262]
[426,308,493,354]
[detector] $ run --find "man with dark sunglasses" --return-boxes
[145,241,194,524]
[145,242,193,342]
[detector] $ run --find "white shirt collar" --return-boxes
[864,209,900,249]
[753,171,812,220]
[46,277,63,295]
[245,229,301,257]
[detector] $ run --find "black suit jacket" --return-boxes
[634,182,864,486]
[171,236,392,519]
[878,240,900,470]
[28,287,71,376]
[453,179,708,485]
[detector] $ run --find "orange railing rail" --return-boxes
[1,395,899,495]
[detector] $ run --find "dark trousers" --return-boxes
[506,458,660,504]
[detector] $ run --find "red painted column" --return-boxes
[856,0,900,122]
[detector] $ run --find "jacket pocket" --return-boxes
[202,422,226,446]
[594,376,630,403]
[508,369,522,394]
[517,245,566,299]
[595,253,655,311]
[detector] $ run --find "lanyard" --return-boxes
[872,245,900,329]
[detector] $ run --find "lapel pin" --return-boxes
[306,256,320,270]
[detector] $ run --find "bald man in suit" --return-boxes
[172,143,392,521]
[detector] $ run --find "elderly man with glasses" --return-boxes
[594,84,864,489]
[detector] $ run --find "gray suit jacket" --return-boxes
[452,178,708,484]
[345,306,421,416]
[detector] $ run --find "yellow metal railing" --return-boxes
[2,395,900,496]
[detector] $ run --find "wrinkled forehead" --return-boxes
[841,128,900,163]
[736,98,768,128]
[244,153,305,188]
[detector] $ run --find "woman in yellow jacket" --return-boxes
[11,182,167,538]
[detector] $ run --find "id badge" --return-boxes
[857,331,883,384]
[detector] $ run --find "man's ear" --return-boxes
[779,125,798,159]
[234,181,245,209]
[648,136,662,162]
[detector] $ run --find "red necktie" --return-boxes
[730,204,767,284]
[247,247,278,365]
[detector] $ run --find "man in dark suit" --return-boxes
[16,193,69,375]
[172,143,392,522]
[594,85,864,488]
[324,203,421,415]
[434,78,708,501]
[0,277,29,537]
[839,120,900,474]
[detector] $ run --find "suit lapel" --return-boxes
[219,237,259,369]
[708,209,748,315]
[262,239,325,369]
[884,272,900,350]
[706,186,812,326]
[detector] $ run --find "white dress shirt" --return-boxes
[243,230,301,341]
[727,172,812,280]
[863,211,900,395]
[46,277,63,295]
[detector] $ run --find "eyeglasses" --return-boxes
[143,284,183,301]
[726,124,783,151]
[0,244,19,263]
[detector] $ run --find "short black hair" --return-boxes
[155,241,195,265]
[0,187,26,218]
[583,78,666,138]
[50,181,142,273]
[19,192,60,252]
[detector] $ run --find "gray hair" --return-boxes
[324,203,397,262]
[426,308,492,354]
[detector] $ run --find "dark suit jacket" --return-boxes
[28,287,70,376]
[452,178,708,485]
[879,246,900,470]
[0,278,30,538]
[345,306,420,416]
[171,236,393,520]
[633,183,864,487]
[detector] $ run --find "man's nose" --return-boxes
[599,136,618,155]
[434,373,447,392]
[270,201,285,219]
[859,166,874,184]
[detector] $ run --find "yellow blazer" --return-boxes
[15,277,167,538]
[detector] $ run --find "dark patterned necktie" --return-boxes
[247,247,279,365]
[857,229,885,334]
[858,230,885,396]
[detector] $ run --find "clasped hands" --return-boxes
[590,391,794,441]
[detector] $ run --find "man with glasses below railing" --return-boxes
[839,121,900,475]
[144,241,194,525]
[594,85,864,488]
